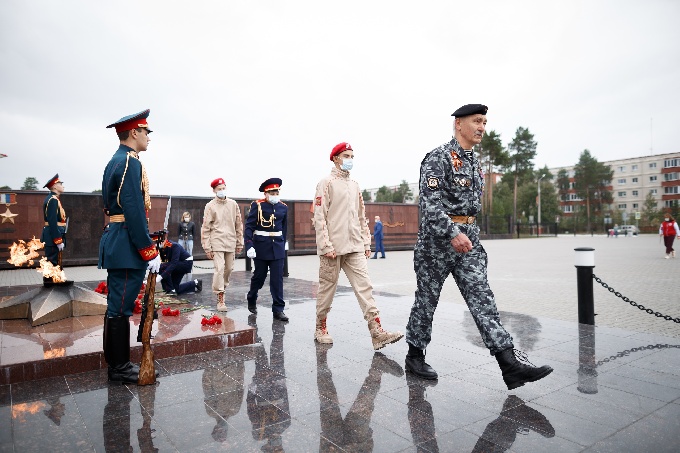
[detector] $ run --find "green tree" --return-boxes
[475,130,509,214]
[573,150,614,232]
[556,169,570,202]
[641,191,659,227]
[21,177,39,190]
[0,185,11,190]
[504,127,537,224]
[362,189,371,202]
[375,186,392,202]
[392,180,413,203]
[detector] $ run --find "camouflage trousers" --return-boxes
[405,229,514,355]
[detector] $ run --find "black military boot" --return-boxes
[495,348,553,390]
[105,315,140,384]
[405,344,438,380]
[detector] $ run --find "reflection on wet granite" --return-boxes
[2,280,680,451]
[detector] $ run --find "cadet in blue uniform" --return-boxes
[156,239,202,295]
[99,109,162,384]
[405,104,552,390]
[244,178,289,321]
[41,174,66,268]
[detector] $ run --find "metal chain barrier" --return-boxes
[592,273,680,323]
[192,264,214,269]
[596,343,680,366]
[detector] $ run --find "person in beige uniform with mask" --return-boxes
[312,142,403,350]
[201,177,244,312]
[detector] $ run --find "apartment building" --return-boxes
[549,152,680,217]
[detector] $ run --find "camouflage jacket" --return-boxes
[418,137,484,240]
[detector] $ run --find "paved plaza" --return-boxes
[1,234,679,451]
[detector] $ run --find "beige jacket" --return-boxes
[201,197,244,252]
[313,167,371,256]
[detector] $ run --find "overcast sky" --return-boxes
[1,0,679,200]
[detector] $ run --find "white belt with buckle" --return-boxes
[254,230,282,237]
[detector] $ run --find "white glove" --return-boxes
[247,247,256,259]
[57,243,65,251]
[156,275,162,283]
[147,255,161,273]
[285,241,289,251]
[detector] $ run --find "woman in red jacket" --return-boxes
[659,213,680,259]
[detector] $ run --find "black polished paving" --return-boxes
[2,271,680,452]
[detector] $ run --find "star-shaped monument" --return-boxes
[0,284,107,326]
[1,207,18,224]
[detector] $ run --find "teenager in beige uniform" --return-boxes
[201,177,244,312]
[313,142,403,350]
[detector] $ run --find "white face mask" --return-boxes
[216,190,227,199]
[665,218,670,222]
[183,216,190,222]
[268,195,280,205]
[341,158,353,171]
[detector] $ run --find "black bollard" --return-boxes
[574,247,595,325]
[245,256,252,272]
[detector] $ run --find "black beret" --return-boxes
[259,178,283,192]
[451,104,488,117]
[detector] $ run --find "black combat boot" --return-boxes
[495,348,553,390]
[405,344,438,380]
[105,315,140,384]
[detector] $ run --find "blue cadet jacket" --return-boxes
[418,137,485,241]
[41,191,66,247]
[99,145,158,269]
[159,241,192,279]
[244,199,288,261]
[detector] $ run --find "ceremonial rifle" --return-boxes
[57,217,69,268]
[138,197,172,386]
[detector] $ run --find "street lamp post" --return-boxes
[538,175,545,234]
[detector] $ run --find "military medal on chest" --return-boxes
[450,151,463,172]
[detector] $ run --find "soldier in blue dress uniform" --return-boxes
[99,109,162,384]
[41,174,66,269]
[244,178,289,321]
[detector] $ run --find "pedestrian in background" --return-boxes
[659,213,680,259]
[178,211,195,255]
[201,178,243,312]
[371,215,385,259]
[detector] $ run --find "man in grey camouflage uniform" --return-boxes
[404,104,553,390]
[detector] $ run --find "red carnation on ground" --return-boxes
[200,314,223,326]
[161,307,180,316]
[94,281,108,294]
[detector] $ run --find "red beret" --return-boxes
[330,142,352,161]
[211,178,225,188]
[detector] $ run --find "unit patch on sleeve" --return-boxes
[315,196,322,206]
[427,177,439,190]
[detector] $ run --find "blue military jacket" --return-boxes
[244,200,288,261]
[41,192,66,247]
[418,137,484,241]
[159,241,192,279]
[98,145,157,270]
